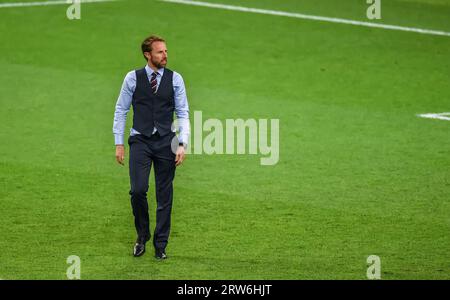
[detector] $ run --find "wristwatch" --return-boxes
[179,142,186,148]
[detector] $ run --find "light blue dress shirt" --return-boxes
[113,65,190,145]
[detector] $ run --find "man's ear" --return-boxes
[144,52,151,60]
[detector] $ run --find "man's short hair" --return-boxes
[141,35,166,60]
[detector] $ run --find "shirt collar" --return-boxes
[145,64,164,77]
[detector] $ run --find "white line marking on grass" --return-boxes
[0,0,116,9]
[160,0,450,37]
[417,112,450,121]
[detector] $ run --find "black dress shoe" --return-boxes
[133,239,146,257]
[155,249,167,260]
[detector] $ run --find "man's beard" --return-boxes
[152,58,167,69]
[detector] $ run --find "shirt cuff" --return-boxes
[177,118,190,146]
[178,132,189,146]
[114,134,124,145]
[178,139,187,146]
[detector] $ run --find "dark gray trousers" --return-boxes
[128,132,176,251]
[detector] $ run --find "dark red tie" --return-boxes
[150,72,157,94]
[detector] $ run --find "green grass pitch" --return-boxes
[0,0,449,279]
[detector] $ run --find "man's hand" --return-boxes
[175,145,186,166]
[116,145,125,165]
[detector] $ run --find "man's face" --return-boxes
[147,41,168,68]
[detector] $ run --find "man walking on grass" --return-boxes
[112,35,190,259]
